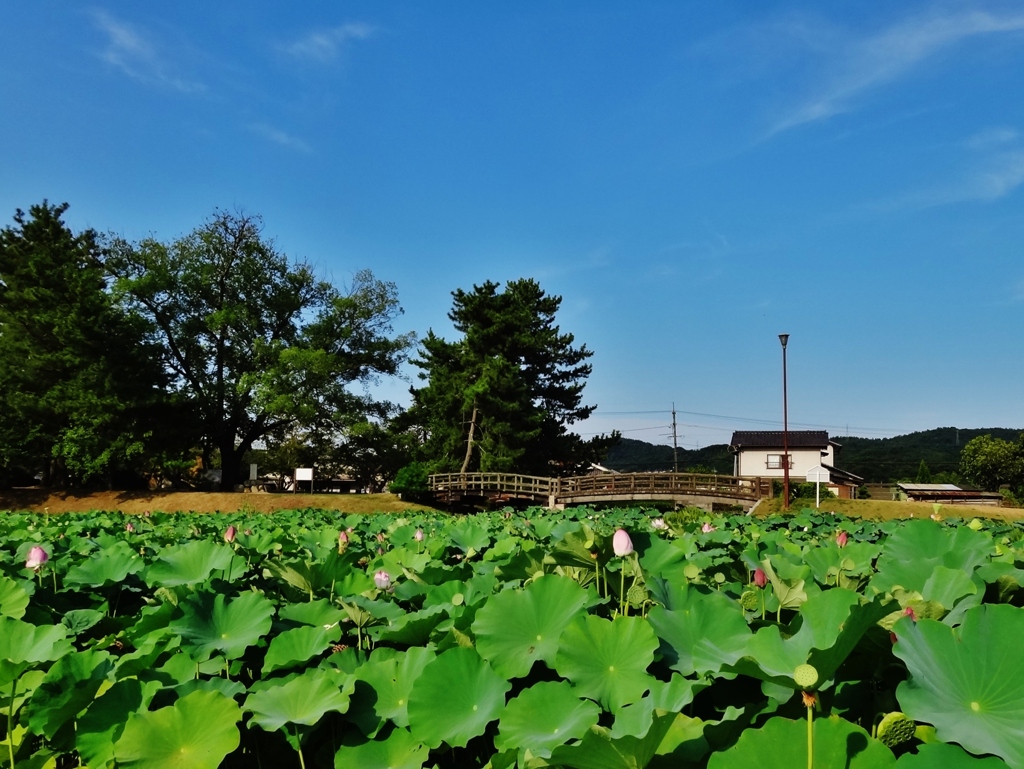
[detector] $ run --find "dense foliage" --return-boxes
[2,505,1022,768]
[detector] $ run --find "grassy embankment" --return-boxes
[0,489,441,515]
[755,495,1024,522]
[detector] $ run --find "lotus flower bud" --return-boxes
[244,529,252,536]
[753,567,768,588]
[224,525,237,543]
[26,546,49,570]
[414,528,425,542]
[651,518,668,530]
[125,522,135,533]
[375,532,386,543]
[903,605,917,622]
[374,570,391,590]
[701,522,716,534]
[143,510,152,517]
[612,529,633,557]
[836,531,848,548]
[338,530,349,552]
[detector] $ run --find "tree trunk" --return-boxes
[219,438,243,491]
[460,403,478,474]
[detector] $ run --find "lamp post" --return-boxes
[779,333,790,512]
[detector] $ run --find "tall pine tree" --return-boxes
[0,202,164,486]
[409,279,614,475]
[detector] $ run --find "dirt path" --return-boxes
[0,489,439,515]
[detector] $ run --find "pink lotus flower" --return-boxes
[375,532,386,543]
[224,525,237,543]
[142,510,151,517]
[836,531,848,548]
[651,518,668,530]
[26,546,48,570]
[612,529,633,557]
[753,567,768,588]
[338,530,349,545]
[125,522,135,533]
[903,605,917,622]
[414,528,425,542]
[374,570,391,590]
[701,522,716,534]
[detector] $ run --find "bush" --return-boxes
[389,462,431,501]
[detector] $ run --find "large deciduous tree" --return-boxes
[959,434,1024,494]
[106,210,413,489]
[0,202,165,486]
[409,278,615,475]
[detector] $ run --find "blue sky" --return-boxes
[3,2,1024,449]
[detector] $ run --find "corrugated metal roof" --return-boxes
[897,483,961,491]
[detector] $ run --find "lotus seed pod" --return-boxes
[626,583,647,607]
[877,712,916,747]
[793,664,819,689]
[739,590,759,611]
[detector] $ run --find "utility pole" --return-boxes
[671,403,679,473]
[779,334,790,512]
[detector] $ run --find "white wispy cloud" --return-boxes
[248,123,312,153]
[91,10,204,93]
[874,147,1024,210]
[281,23,374,63]
[966,126,1021,150]
[771,9,1024,135]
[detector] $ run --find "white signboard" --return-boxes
[806,465,829,509]
[295,468,313,481]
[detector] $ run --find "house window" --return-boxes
[766,454,792,469]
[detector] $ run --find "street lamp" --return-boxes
[779,333,790,512]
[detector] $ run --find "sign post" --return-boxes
[805,466,830,509]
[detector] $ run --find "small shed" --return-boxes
[896,483,1003,506]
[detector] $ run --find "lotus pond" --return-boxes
[1,505,1023,769]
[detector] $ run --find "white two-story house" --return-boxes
[729,430,862,499]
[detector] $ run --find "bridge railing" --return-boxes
[557,473,766,501]
[429,472,771,502]
[429,472,553,499]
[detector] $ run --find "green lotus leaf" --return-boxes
[245,668,353,733]
[407,646,511,749]
[893,605,1024,768]
[350,646,436,734]
[334,727,429,769]
[169,590,274,661]
[373,604,449,645]
[62,609,105,635]
[548,711,677,769]
[707,716,894,769]
[647,582,752,676]
[263,624,340,675]
[0,616,72,685]
[114,689,241,769]
[728,589,891,687]
[277,598,346,627]
[64,543,144,587]
[895,743,1010,768]
[554,615,658,712]
[145,541,234,587]
[23,649,114,744]
[77,678,161,769]
[446,520,491,553]
[872,520,990,600]
[610,696,656,740]
[495,681,601,759]
[0,575,29,619]
[474,574,589,678]
[265,552,359,598]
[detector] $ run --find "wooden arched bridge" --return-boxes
[429,472,772,511]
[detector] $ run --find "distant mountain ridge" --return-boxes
[603,427,1023,483]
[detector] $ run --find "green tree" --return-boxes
[106,210,413,489]
[0,202,165,486]
[409,278,614,475]
[959,434,1024,493]
[915,459,933,484]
